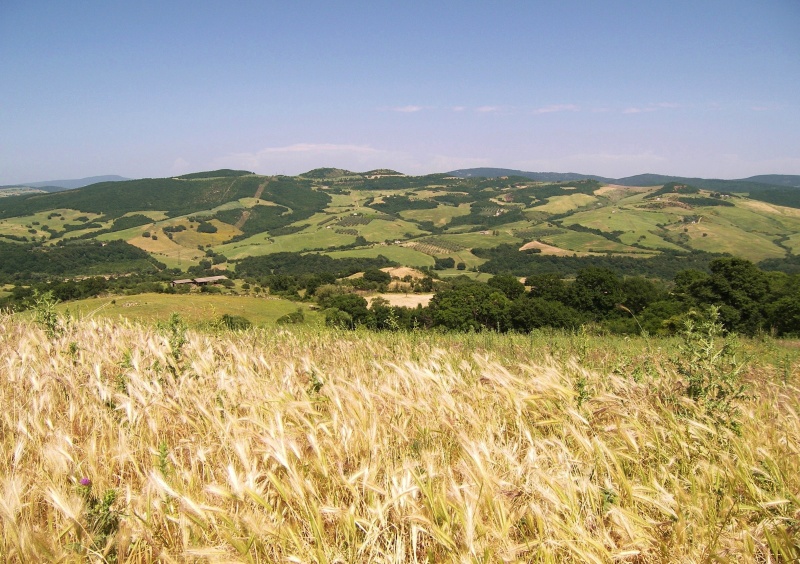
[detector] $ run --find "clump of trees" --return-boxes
[313,257,800,337]
[196,221,218,233]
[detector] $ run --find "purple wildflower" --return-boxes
[79,477,91,487]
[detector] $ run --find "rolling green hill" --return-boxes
[451,169,800,208]
[448,167,611,182]
[742,174,800,187]
[1,168,799,280]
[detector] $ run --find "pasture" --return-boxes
[54,293,320,326]
[326,246,436,267]
[528,193,598,214]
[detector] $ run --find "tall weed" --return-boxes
[674,306,749,429]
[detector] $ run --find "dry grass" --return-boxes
[366,294,434,308]
[1,314,799,562]
[518,240,586,256]
[382,267,428,280]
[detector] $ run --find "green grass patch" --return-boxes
[565,207,676,232]
[95,223,154,242]
[782,233,800,254]
[216,229,357,260]
[708,204,800,235]
[561,208,684,251]
[59,293,320,326]
[325,193,362,210]
[671,221,787,261]
[399,203,471,226]
[543,230,645,253]
[357,218,426,242]
[529,193,598,213]
[433,231,522,249]
[436,269,492,281]
[326,245,435,267]
[0,208,107,242]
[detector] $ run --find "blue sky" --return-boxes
[1,1,798,183]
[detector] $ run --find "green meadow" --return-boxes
[56,292,320,326]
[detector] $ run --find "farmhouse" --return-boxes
[171,275,229,288]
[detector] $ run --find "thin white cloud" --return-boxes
[391,105,425,113]
[451,106,466,112]
[170,157,192,175]
[533,104,580,114]
[475,105,501,113]
[622,107,656,114]
[623,102,680,114]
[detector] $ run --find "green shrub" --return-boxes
[277,308,305,325]
[324,308,353,329]
[219,314,252,331]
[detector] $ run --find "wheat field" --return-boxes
[1,313,798,562]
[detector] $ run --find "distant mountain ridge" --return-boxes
[448,168,613,183]
[447,168,800,189]
[2,175,129,192]
[741,175,800,188]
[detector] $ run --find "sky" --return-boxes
[1,1,799,184]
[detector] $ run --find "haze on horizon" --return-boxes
[1,1,798,185]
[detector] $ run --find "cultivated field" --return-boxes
[2,314,799,562]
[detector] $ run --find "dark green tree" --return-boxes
[429,284,511,331]
[488,274,525,300]
[568,268,623,319]
[320,294,372,328]
[509,297,582,331]
[363,268,391,284]
[620,276,665,314]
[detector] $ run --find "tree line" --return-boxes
[318,257,800,337]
